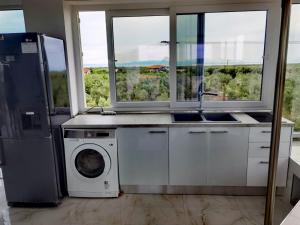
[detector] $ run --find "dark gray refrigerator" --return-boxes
[0,33,71,206]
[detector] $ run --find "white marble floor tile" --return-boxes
[121,205,186,225]
[0,190,294,225]
[121,194,184,210]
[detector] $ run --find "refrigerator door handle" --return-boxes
[43,60,55,115]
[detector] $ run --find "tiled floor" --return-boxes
[0,180,292,225]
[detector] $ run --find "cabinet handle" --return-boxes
[259,161,269,164]
[210,131,228,134]
[148,131,167,134]
[260,146,270,149]
[189,131,206,134]
[261,131,271,133]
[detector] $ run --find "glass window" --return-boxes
[176,14,204,101]
[284,4,300,131]
[176,11,267,102]
[0,10,25,33]
[112,15,170,102]
[79,11,111,108]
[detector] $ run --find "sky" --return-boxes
[0,10,25,33]
[79,6,300,67]
[79,11,109,67]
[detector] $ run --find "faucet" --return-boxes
[197,84,218,113]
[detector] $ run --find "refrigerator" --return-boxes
[0,33,71,206]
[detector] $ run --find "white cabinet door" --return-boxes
[207,127,250,186]
[247,158,289,187]
[117,127,169,185]
[169,127,208,185]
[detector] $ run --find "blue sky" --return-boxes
[0,10,25,33]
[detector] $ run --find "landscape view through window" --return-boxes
[79,7,300,130]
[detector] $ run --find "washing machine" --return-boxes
[63,129,119,198]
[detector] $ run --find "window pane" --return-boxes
[79,11,111,108]
[0,10,25,33]
[284,4,300,131]
[176,14,204,101]
[113,16,170,102]
[176,11,267,102]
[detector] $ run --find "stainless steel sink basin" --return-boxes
[246,112,273,123]
[203,113,239,122]
[172,113,204,122]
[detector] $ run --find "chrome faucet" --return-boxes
[197,84,218,112]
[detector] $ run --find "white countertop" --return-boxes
[290,142,300,179]
[62,112,294,128]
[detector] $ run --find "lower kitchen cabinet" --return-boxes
[247,126,292,187]
[117,127,169,185]
[169,127,249,186]
[247,157,289,186]
[207,127,250,186]
[169,127,208,185]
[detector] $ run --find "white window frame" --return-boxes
[106,9,170,108]
[72,2,281,112]
[169,3,280,110]
[288,1,300,138]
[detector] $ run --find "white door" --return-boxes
[169,127,208,185]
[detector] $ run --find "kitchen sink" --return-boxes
[171,112,204,122]
[171,112,239,123]
[246,112,273,123]
[203,113,239,122]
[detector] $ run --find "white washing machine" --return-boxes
[63,129,119,198]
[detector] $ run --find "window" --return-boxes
[284,4,300,131]
[76,9,269,109]
[112,15,170,102]
[176,14,205,102]
[0,10,25,33]
[79,11,110,108]
[176,11,267,102]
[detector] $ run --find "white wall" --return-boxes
[65,0,280,5]
[22,0,66,39]
[22,0,79,116]
[64,4,80,116]
[0,0,21,6]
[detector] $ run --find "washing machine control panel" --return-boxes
[64,129,115,139]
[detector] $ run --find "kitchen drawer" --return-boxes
[248,142,290,158]
[249,127,291,143]
[247,157,289,187]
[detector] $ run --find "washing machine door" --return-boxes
[71,143,111,182]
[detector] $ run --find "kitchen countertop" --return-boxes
[62,112,294,128]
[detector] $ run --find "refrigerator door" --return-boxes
[1,137,60,205]
[0,33,51,139]
[40,35,71,196]
[40,35,70,115]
